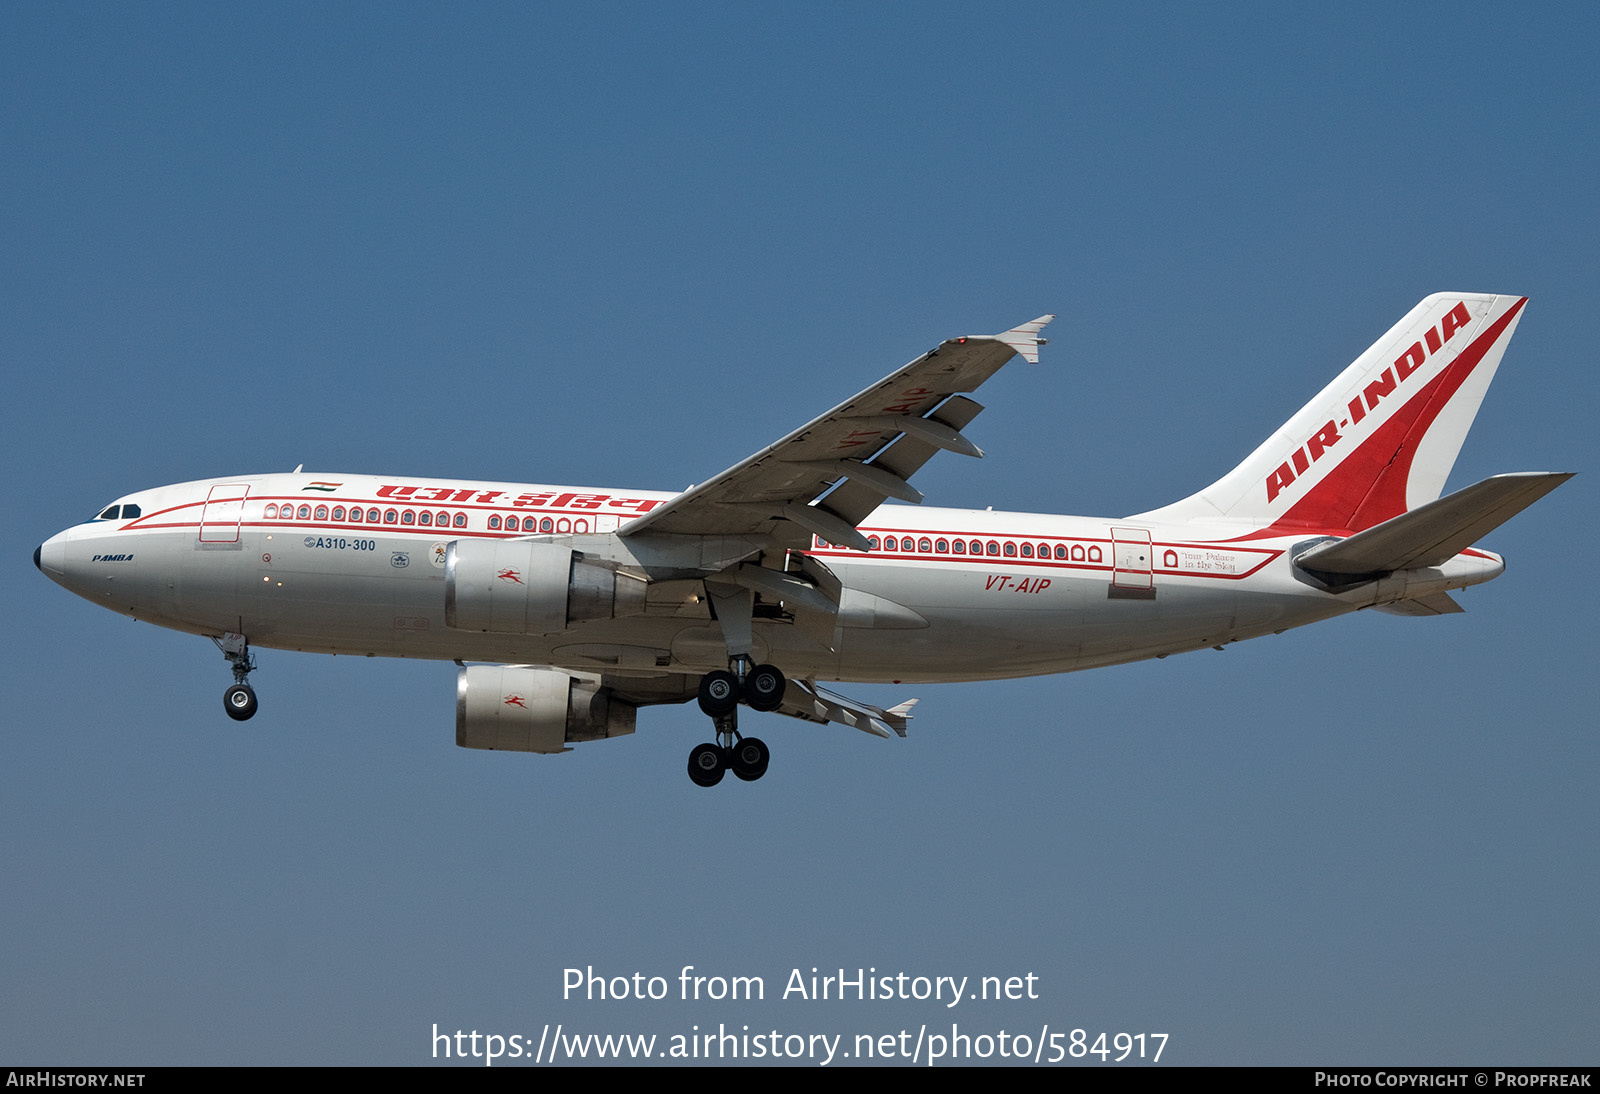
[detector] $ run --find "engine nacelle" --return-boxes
[444,539,646,635]
[455,665,637,754]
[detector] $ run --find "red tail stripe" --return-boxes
[1345,297,1526,530]
[1233,297,1526,540]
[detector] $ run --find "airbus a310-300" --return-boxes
[36,294,1569,786]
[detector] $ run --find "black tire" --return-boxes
[743,664,787,712]
[224,683,258,721]
[730,737,770,781]
[697,670,740,717]
[687,742,727,787]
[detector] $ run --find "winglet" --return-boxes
[883,698,918,738]
[996,314,1055,364]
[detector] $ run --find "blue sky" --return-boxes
[4,4,1595,1065]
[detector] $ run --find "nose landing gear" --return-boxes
[686,661,785,787]
[224,683,258,721]
[213,632,259,722]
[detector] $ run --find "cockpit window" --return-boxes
[90,502,142,522]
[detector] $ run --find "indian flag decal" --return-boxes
[303,482,342,492]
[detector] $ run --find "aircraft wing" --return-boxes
[773,681,918,739]
[618,315,1055,551]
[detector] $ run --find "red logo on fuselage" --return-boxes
[374,483,663,513]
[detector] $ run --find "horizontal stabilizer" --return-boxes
[1372,592,1465,616]
[1297,471,1572,577]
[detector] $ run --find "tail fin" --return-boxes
[1134,294,1529,533]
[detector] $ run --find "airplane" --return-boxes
[35,293,1570,787]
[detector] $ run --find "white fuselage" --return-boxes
[36,472,1504,684]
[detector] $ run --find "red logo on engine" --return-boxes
[496,568,523,584]
[504,694,527,708]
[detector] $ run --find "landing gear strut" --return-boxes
[686,661,785,787]
[213,632,258,722]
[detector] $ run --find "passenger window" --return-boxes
[367,508,380,522]
[1003,542,1017,557]
[401,510,415,525]
[935,538,948,552]
[297,505,311,520]
[918,537,932,552]
[314,505,329,521]
[952,539,965,554]
[349,508,362,523]
[986,541,1000,556]
[264,504,279,519]
[1021,543,1033,558]
[867,536,880,550]
[436,511,449,526]
[331,506,345,520]
[1054,545,1067,559]
[384,509,398,524]
[488,515,502,530]
[540,518,553,532]
[453,513,467,528]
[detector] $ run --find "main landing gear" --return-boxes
[213,632,259,721]
[686,660,784,787]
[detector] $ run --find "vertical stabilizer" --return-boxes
[1133,294,1528,533]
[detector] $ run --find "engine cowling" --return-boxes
[444,539,646,635]
[455,665,636,753]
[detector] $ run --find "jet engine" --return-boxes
[444,539,646,635]
[455,665,636,753]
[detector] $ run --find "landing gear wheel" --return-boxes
[697,670,740,717]
[730,736,770,781]
[223,683,258,721]
[743,664,787,712]
[687,742,728,787]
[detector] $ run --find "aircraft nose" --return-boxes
[36,532,66,578]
